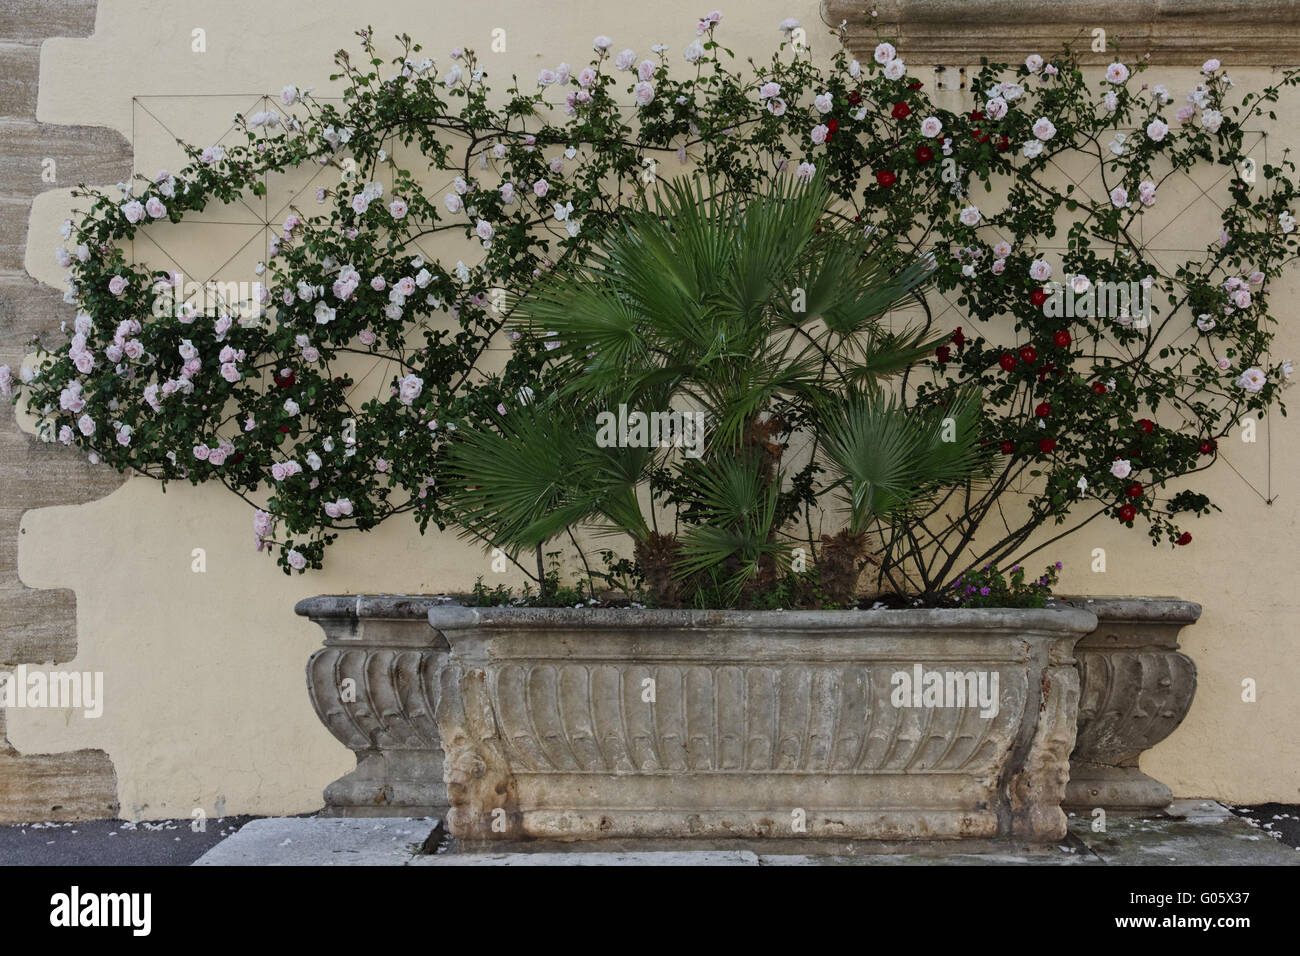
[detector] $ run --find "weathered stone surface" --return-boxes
[0,274,78,339]
[0,119,131,197]
[1052,596,1201,813]
[823,0,1300,66]
[0,0,98,44]
[427,605,1096,844]
[0,583,79,665]
[0,746,118,822]
[0,198,32,273]
[0,0,123,822]
[297,595,457,817]
[0,42,38,118]
[192,816,438,866]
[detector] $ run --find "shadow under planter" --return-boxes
[1052,596,1201,815]
[426,606,1096,844]
[295,595,454,818]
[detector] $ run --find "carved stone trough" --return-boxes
[424,605,1096,843]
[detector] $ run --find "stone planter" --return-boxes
[1052,596,1201,814]
[426,606,1096,843]
[295,595,453,817]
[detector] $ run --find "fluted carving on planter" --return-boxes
[1074,648,1197,764]
[480,662,1022,775]
[428,605,1095,843]
[306,647,443,752]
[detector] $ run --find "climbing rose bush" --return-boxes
[3,13,1298,597]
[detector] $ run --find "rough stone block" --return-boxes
[0,42,39,118]
[0,0,98,43]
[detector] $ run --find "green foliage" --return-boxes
[4,19,1297,600]
[948,562,1062,609]
[443,173,983,606]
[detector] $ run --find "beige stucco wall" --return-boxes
[8,0,1298,817]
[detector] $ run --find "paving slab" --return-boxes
[187,799,1300,866]
[192,817,437,866]
[1073,800,1300,866]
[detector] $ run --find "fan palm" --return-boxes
[443,172,986,606]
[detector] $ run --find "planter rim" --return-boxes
[1048,594,1202,623]
[426,604,1097,634]
[294,593,460,620]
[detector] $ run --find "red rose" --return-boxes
[1136,418,1154,434]
[936,345,951,363]
[975,130,990,143]
[1091,382,1107,395]
[231,452,245,465]
[1019,345,1038,364]
[999,353,1017,372]
[278,425,290,434]
[847,90,861,105]
[970,109,985,122]
[999,440,1015,454]
[274,370,296,388]
[951,327,966,347]
[1053,330,1072,347]
[915,145,934,163]
[1176,532,1192,546]
[827,118,839,134]
[1126,482,1143,498]
[1030,288,1048,307]
[997,136,1011,152]
[892,102,910,119]
[1118,504,1136,522]
[1039,437,1057,453]
[1037,361,1055,382]
[1035,402,1051,418]
[907,79,923,91]
[1198,439,1215,454]
[876,169,896,187]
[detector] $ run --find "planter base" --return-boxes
[1064,762,1174,814]
[319,750,448,818]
